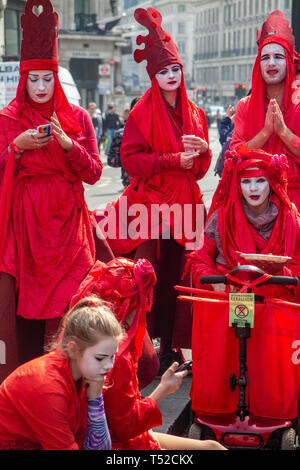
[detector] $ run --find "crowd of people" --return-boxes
[0,0,299,451]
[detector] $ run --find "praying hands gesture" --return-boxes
[264,98,287,138]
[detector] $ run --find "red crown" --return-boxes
[257,10,294,48]
[20,0,59,63]
[133,7,182,79]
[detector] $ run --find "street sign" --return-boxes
[99,64,111,77]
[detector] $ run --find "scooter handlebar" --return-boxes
[200,275,298,286]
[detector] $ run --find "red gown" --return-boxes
[0,351,87,450]
[0,104,102,320]
[104,98,211,255]
[103,347,162,450]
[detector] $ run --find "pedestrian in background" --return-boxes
[103,105,120,154]
[88,102,103,150]
[107,98,140,188]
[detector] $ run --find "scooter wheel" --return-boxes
[281,428,297,450]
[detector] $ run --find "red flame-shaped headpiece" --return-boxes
[20,0,59,73]
[134,7,183,79]
[257,10,295,52]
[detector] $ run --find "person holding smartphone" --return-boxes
[0,0,106,382]
[70,257,225,450]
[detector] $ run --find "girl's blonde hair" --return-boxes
[49,295,123,353]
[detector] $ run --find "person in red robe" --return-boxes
[0,0,104,382]
[70,257,225,450]
[0,296,122,450]
[186,146,300,301]
[98,7,212,371]
[230,10,300,211]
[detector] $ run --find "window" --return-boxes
[178,5,185,13]
[249,0,253,15]
[178,22,185,34]
[75,0,90,14]
[284,0,290,8]
[178,41,186,55]
[4,8,22,58]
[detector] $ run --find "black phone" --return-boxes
[175,360,193,372]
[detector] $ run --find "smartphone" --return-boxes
[175,360,193,372]
[37,124,51,136]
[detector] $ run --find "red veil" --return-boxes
[209,147,299,269]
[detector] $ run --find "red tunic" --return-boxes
[0,351,87,450]
[0,104,102,319]
[103,348,162,450]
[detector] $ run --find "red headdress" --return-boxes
[208,146,298,268]
[133,7,183,79]
[70,258,157,362]
[247,10,295,149]
[130,7,204,157]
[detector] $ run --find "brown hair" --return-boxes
[49,295,123,354]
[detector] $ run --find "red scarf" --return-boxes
[131,74,201,154]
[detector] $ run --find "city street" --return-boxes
[84,124,221,212]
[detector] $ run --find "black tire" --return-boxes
[188,423,203,440]
[281,428,297,450]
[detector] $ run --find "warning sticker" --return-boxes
[229,293,255,328]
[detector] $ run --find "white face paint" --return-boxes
[260,43,287,85]
[155,63,182,92]
[72,336,119,382]
[26,70,55,103]
[240,176,270,213]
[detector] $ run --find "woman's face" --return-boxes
[240,176,270,214]
[155,63,182,92]
[26,70,55,103]
[72,335,119,382]
[260,43,287,86]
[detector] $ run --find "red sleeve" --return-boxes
[65,106,103,185]
[230,98,249,151]
[103,352,162,442]
[16,389,80,450]
[0,116,11,184]
[187,235,220,288]
[120,115,182,179]
[194,107,212,180]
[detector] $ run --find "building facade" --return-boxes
[120,0,292,106]
[194,0,292,105]
[1,0,126,111]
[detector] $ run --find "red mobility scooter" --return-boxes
[176,265,300,450]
